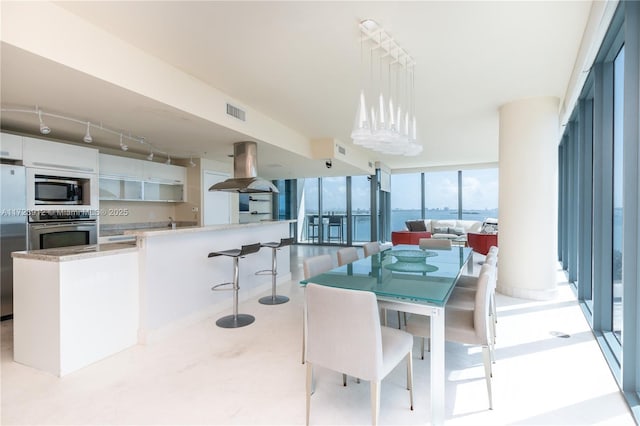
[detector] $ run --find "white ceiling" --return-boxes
[1,1,592,178]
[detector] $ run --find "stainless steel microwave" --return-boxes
[34,175,88,205]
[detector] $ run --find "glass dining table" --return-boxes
[300,244,473,425]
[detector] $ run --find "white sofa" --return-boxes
[405,219,483,240]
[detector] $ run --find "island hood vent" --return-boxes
[209,141,279,193]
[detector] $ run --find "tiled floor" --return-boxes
[1,245,634,425]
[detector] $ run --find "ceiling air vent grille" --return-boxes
[337,144,346,155]
[226,103,246,121]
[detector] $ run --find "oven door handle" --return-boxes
[29,222,95,229]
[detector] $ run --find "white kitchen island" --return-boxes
[128,220,294,342]
[12,220,294,375]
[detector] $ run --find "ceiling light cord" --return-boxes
[0,105,196,163]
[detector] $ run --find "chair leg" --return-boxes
[407,351,414,410]
[306,362,313,425]
[482,346,493,410]
[370,380,381,426]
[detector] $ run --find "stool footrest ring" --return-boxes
[255,269,276,276]
[211,282,234,291]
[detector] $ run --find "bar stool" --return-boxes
[255,237,294,305]
[209,242,261,328]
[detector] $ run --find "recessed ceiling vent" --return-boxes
[337,144,346,155]
[226,103,246,121]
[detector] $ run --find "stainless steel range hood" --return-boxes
[209,141,279,193]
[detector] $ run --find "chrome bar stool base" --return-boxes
[216,313,255,328]
[258,294,289,305]
[256,237,294,306]
[209,242,262,329]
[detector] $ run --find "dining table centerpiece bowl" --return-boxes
[388,249,437,263]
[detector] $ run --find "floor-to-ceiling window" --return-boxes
[425,170,460,220]
[321,177,346,244]
[351,175,371,243]
[558,2,639,419]
[612,44,624,342]
[461,168,499,221]
[301,178,320,243]
[390,173,422,231]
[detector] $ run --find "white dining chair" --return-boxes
[301,254,334,365]
[305,283,414,425]
[418,238,452,250]
[455,252,499,349]
[303,254,333,280]
[337,246,359,266]
[363,241,381,257]
[405,263,496,410]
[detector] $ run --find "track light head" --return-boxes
[119,134,128,151]
[83,122,93,143]
[38,110,51,135]
[189,157,196,167]
[165,156,171,165]
[147,152,154,161]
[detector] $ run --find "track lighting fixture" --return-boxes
[83,122,93,143]
[1,105,193,163]
[119,133,128,151]
[38,109,50,135]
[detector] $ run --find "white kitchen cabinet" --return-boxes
[143,181,184,202]
[0,132,23,160]
[142,161,185,184]
[99,177,143,201]
[99,153,143,179]
[22,137,98,173]
[98,153,186,202]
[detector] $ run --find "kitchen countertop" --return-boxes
[124,220,296,238]
[12,242,138,262]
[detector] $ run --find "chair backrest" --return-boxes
[363,241,381,257]
[329,215,342,225]
[418,238,452,250]
[305,283,383,381]
[303,254,333,279]
[337,247,359,266]
[474,263,496,345]
[279,237,294,247]
[239,243,262,256]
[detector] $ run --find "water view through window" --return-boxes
[390,169,498,231]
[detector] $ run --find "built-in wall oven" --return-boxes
[28,211,97,251]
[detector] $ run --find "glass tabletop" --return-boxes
[300,245,472,306]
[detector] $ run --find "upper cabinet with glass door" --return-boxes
[99,153,186,202]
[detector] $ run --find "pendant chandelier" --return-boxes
[351,19,422,156]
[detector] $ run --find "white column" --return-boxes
[498,97,559,300]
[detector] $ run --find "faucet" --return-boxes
[169,216,176,230]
